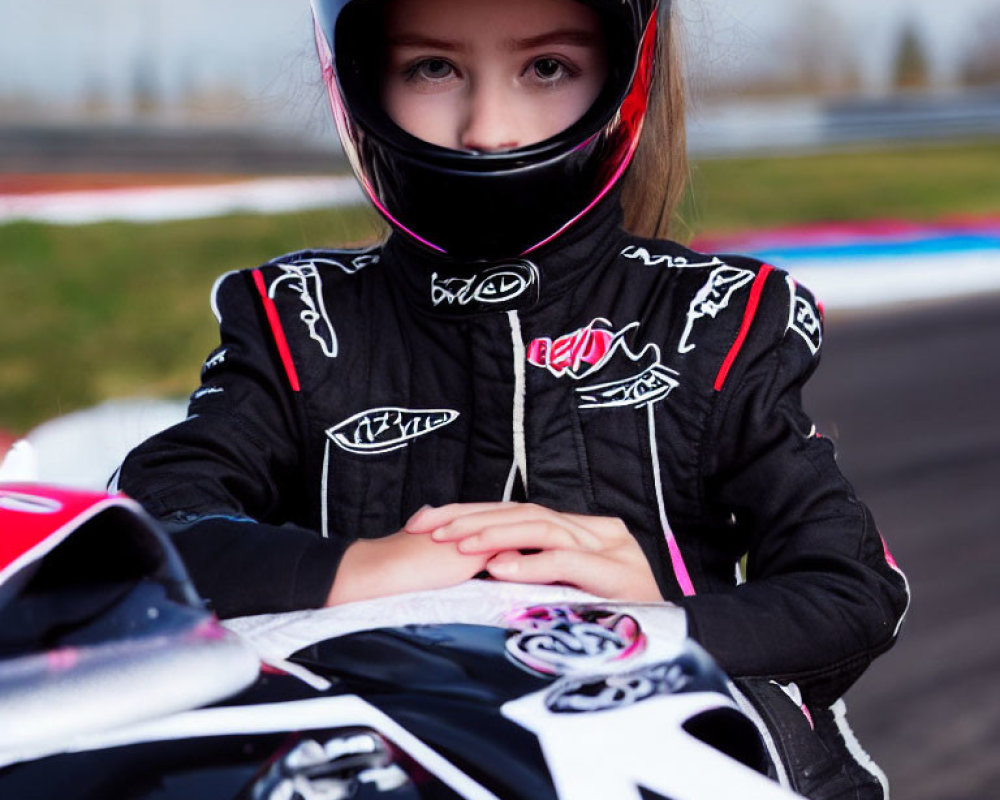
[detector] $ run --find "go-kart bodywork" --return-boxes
[0,484,799,800]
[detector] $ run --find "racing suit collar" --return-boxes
[382,191,627,318]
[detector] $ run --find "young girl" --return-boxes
[119,0,909,796]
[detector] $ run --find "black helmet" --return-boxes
[311,0,665,259]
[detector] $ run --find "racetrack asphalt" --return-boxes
[806,293,1000,800]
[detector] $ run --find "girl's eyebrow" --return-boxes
[386,34,463,51]
[508,29,602,50]
[386,30,600,52]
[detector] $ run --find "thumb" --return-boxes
[403,504,436,533]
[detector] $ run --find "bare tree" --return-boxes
[892,20,929,90]
[961,7,1000,86]
[783,0,859,94]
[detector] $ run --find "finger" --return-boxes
[409,536,494,579]
[488,549,661,601]
[552,513,631,545]
[403,504,435,533]
[454,519,580,554]
[432,505,600,548]
[404,502,516,533]
[487,548,602,589]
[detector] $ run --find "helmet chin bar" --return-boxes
[313,0,663,259]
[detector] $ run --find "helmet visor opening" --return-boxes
[324,0,641,162]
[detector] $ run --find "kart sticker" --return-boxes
[678,266,756,354]
[326,407,459,455]
[258,733,409,798]
[786,276,822,355]
[431,261,539,312]
[545,659,695,714]
[504,605,646,676]
[621,245,723,270]
[526,319,678,409]
[269,262,339,358]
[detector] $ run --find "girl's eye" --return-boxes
[530,57,578,84]
[410,58,455,82]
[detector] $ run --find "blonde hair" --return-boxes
[620,10,689,242]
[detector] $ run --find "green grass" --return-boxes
[1,140,998,434]
[681,139,1000,237]
[0,206,383,433]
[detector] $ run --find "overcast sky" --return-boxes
[1,0,997,127]
[679,0,1000,89]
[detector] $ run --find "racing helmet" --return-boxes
[311,0,666,259]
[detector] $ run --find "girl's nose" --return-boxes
[459,84,521,152]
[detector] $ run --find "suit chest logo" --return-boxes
[431,261,539,313]
[526,318,679,409]
[327,407,459,454]
[267,253,380,359]
[678,266,756,354]
[786,276,823,355]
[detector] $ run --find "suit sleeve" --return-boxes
[681,271,909,704]
[117,269,345,617]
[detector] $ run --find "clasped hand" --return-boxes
[327,502,661,605]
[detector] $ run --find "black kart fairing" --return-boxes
[0,487,787,799]
[0,618,771,800]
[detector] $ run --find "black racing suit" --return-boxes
[119,201,909,798]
